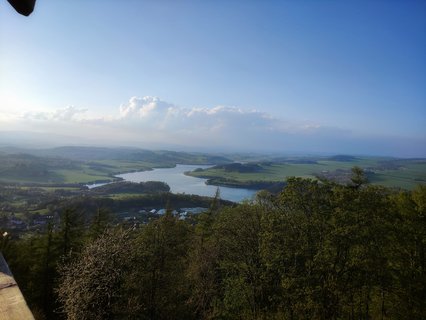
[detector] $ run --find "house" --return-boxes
[157,209,167,215]
[180,207,208,214]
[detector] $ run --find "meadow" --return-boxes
[187,157,426,190]
[0,148,425,190]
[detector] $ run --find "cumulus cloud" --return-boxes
[119,96,172,118]
[52,106,87,121]
[3,95,424,156]
[92,96,366,152]
[23,106,87,121]
[18,96,314,139]
[114,96,298,135]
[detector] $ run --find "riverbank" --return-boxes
[114,164,257,202]
[203,177,285,192]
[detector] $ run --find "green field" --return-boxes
[188,158,426,190]
[367,162,426,189]
[0,149,425,190]
[52,169,112,184]
[0,156,166,185]
[0,148,231,185]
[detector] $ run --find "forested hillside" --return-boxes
[0,147,232,185]
[1,170,424,319]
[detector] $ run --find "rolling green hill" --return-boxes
[0,148,424,190]
[0,147,232,185]
[187,157,426,190]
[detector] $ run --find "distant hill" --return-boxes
[327,155,358,162]
[0,147,232,185]
[0,153,78,184]
[2,146,232,165]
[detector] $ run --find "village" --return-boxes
[1,206,209,236]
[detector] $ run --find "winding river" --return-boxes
[113,164,257,202]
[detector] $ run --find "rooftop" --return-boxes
[0,253,34,320]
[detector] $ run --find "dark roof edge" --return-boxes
[0,252,13,277]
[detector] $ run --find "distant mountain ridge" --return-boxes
[0,146,232,164]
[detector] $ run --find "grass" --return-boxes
[53,169,113,184]
[0,159,166,185]
[189,162,338,181]
[29,208,49,215]
[188,159,426,190]
[20,186,81,191]
[107,193,147,200]
[91,160,172,172]
[0,173,63,184]
[368,162,426,190]
[1,153,424,190]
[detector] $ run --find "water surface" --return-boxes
[115,164,257,202]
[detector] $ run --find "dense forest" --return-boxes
[1,169,425,319]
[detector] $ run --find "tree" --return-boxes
[212,203,272,319]
[389,186,426,319]
[57,207,84,256]
[87,206,112,240]
[350,166,368,188]
[187,189,222,319]
[56,229,132,320]
[129,213,193,319]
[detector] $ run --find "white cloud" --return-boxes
[119,96,173,119]
[2,95,424,156]
[18,96,313,139]
[52,106,87,121]
[114,96,298,137]
[23,106,87,121]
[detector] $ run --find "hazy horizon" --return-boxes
[1,1,425,157]
[0,132,422,160]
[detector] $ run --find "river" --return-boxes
[112,164,257,202]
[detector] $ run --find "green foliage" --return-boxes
[92,181,170,194]
[58,207,84,256]
[129,213,193,319]
[350,166,368,188]
[87,206,112,240]
[388,185,426,319]
[186,189,222,319]
[3,175,425,319]
[56,229,132,320]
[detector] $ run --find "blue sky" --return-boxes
[0,1,425,156]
